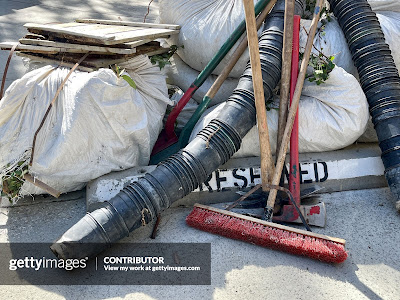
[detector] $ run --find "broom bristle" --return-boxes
[186,205,347,263]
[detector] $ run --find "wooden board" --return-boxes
[1,42,59,54]
[18,39,137,54]
[24,33,46,40]
[24,22,180,45]
[80,48,169,68]
[75,19,180,30]
[16,52,95,72]
[16,45,169,69]
[121,38,167,49]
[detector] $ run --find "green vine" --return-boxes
[1,161,29,202]
[303,52,335,85]
[150,45,183,70]
[300,2,336,85]
[111,64,137,89]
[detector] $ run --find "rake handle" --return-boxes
[265,0,324,219]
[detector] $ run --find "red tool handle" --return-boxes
[289,15,301,206]
[164,85,198,139]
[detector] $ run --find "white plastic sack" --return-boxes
[377,12,400,70]
[190,67,369,157]
[299,18,358,77]
[368,0,400,12]
[0,55,172,196]
[300,12,400,79]
[159,0,257,78]
[165,55,239,105]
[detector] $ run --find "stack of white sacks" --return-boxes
[160,0,400,157]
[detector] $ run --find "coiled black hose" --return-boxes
[51,0,305,259]
[329,0,400,202]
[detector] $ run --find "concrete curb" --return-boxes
[86,142,387,211]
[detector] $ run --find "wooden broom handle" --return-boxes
[276,0,295,160]
[266,0,324,208]
[243,0,275,190]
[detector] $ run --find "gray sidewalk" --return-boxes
[0,187,399,299]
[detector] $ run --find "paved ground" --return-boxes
[1,1,400,299]
[1,187,400,299]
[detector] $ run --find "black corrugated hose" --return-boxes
[329,0,400,203]
[50,0,306,259]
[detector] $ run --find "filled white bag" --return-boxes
[165,55,239,105]
[159,0,256,78]
[377,12,400,70]
[299,18,358,77]
[299,12,400,79]
[0,55,172,196]
[190,67,369,157]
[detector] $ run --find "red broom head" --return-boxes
[186,205,347,264]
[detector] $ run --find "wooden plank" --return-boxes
[68,24,138,36]
[19,38,137,55]
[29,29,116,45]
[1,42,59,54]
[193,203,347,245]
[16,52,95,72]
[46,22,87,29]
[1,41,130,55]
[75,19,181,30]
[101,29,179,45]
[17,45,169,69]
[78,47,169,68]
[24,22,179,45]
[122,38,163,49]
[24,23,115,41]
[24,33,46,40]
[33,23,138,37]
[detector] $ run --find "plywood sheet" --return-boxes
[24,22,179,45]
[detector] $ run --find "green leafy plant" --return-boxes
[150,45,183,70]
[306,53,335,85]
[300,4,336,85]
[1,161,29,201]
[111,64,137,89]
